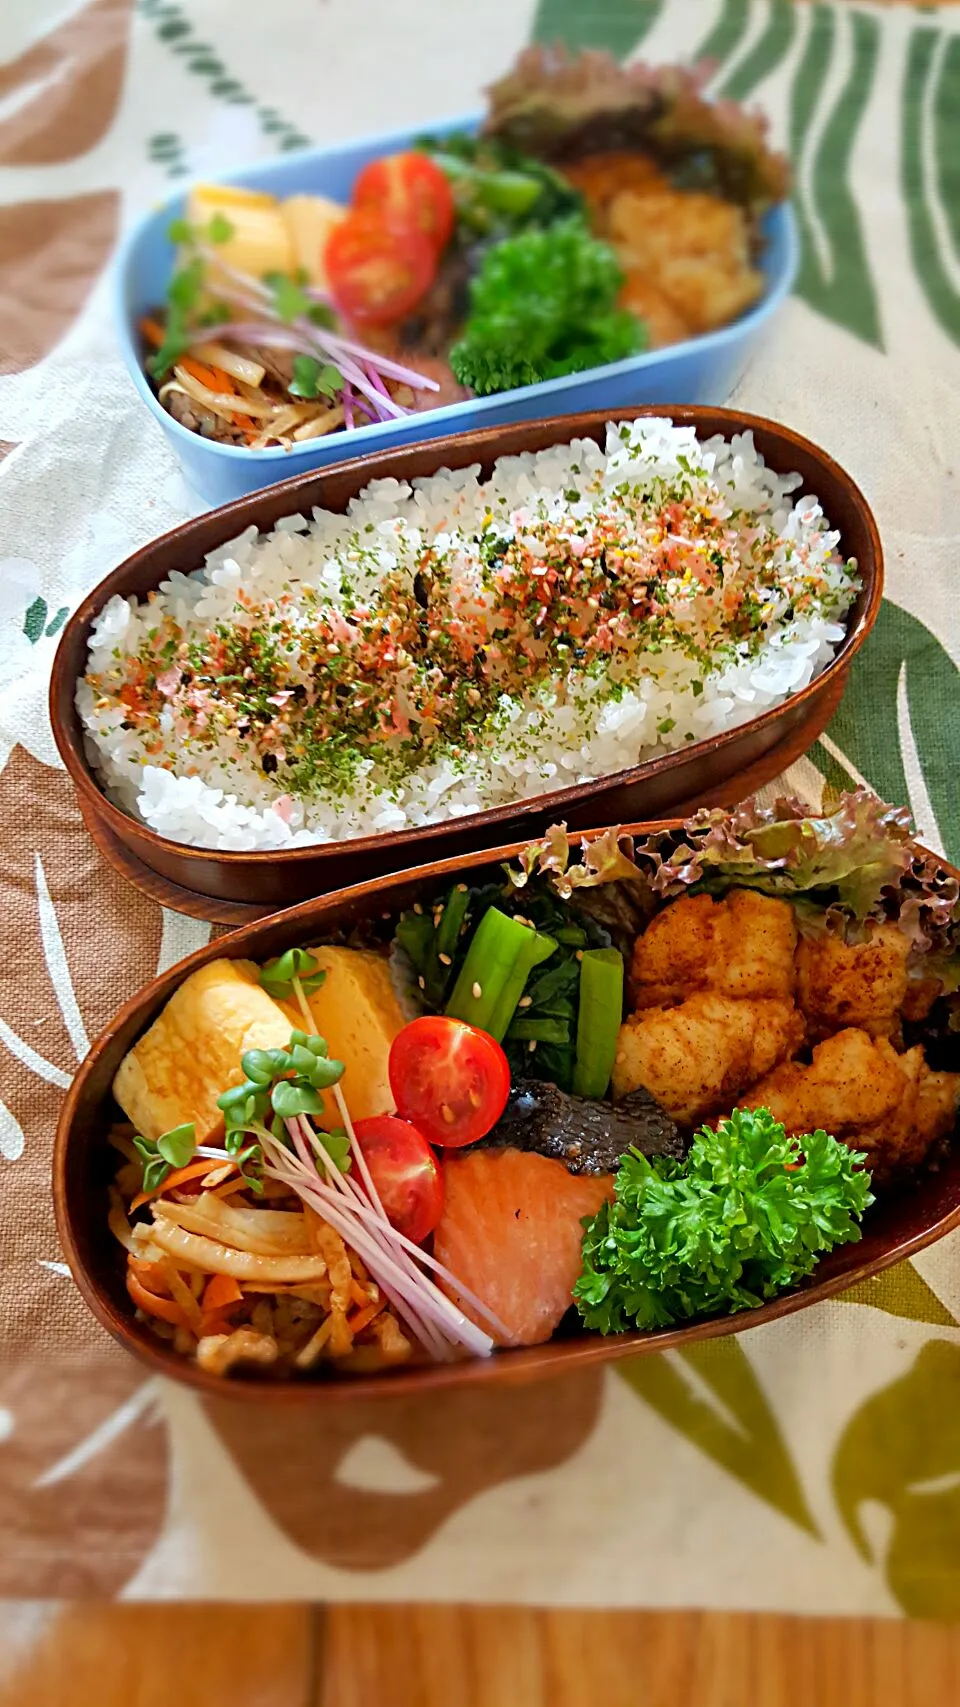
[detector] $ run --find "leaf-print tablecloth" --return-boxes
[1,0,959,1609]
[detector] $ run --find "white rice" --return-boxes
[77,418,858,852]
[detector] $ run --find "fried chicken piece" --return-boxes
[612,992,804,1125]
[619,273,692,348]
[795,925,910,1042]
[901,975,943,1024]
[914,1066,960,1159]
[608,187,765,335]
[744,1029,960,1180]
[561,150,669,230]
[630,888,798,1010]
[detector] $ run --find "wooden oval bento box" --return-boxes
[50,407,882,923]
[53,818,960,1406]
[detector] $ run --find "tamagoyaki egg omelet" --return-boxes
[285,946,411,1129]
[113,959,293,1144]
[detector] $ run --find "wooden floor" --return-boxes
[2,1605,960,1706]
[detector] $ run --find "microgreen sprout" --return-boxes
[289,354,344,400]
[259,948,327,1028]
[264,271,313,324]
[214,1025,348,1189]
[133,1122,196,1194]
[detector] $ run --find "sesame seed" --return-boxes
[528,1039,537,1053]
[518,995,532,1008]
[413,903,423,915]
[439,952,452,966]
[472,981,482,999]
[418,975,426,990]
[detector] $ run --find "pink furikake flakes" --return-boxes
[77,420,858,853]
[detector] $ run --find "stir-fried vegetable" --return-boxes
[141,207,441,449]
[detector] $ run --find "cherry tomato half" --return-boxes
[352,151,455,254]
[324,210,437,326]
[388,1017,511,1149]
[352,1115,444,1246]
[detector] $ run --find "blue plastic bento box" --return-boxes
[115,114,799,508]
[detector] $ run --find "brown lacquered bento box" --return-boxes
[50,407,883,923]
[53,820,960,1407]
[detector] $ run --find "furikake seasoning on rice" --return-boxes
[78,419,858,851]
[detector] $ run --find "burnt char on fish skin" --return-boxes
[475,1077,684,1175]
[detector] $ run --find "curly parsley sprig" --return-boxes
[575,1107,873,1332]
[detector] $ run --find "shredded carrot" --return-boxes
[203,1273,243,1312]
[131,1158,236,1213]
[179,355,237,394]
[346,1298,385,1337]
[127,1266,187,1327]
[128,1256,172,1293]
[198,1310,233,1338]
[140,316,165,348]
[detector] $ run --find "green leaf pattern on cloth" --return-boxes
[619,1338,820,1536]
[0,0,958,1607]
[834,1342,960,1618]
[840,1266,957,1330]
[788,7,882,347]
[718,0,797,102]
[902,28,960,347]
[812,603,960,867]
[691,0,752,71]
[531,0,664,57]
[137,0,310,159]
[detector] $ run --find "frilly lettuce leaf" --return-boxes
[509,789,960,964]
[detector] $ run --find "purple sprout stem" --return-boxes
[321,330,441,391]
[294,1110,507,1341]
[279,1119,451,1357]
[264,1136,457,1357]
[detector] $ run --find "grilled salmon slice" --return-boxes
[433,1147,614,1347]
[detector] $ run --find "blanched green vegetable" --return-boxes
[416,132,583,237]
[572,947,624,1100]
[445,906,556,1040]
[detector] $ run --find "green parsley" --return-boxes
[575,1108,873,1333]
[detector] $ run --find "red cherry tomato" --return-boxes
[352,1114,444,1245]
[324,210,437,326]
[388,1017,511,1149]
[352,151,455,254]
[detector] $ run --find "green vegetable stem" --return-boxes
[445,906,557,1041]
[575,1108,874,1333]
[571,947,624,1100]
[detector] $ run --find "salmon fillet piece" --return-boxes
[434,1148,614,1348]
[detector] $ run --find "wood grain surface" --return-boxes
[2,1605,960,1706]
